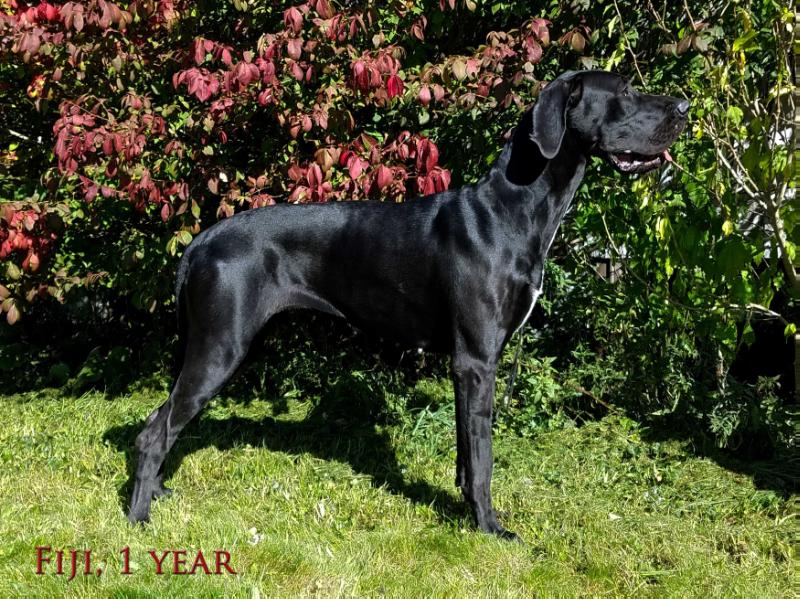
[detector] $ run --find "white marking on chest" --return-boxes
[515,281,543,332]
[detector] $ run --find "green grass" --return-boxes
[0,381,796,597]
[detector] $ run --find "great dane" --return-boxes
[128,70,688,538]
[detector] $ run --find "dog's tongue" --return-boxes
[661,149,674,163]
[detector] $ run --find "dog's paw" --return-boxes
[127,505,151,525]
[497,528,523,543]
[128,479,163,524]
[477,516,523,542]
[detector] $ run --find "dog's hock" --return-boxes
[530,72,583,160]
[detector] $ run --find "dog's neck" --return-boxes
[478,116,587,282]
[495,110,587,191]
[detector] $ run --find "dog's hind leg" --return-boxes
[128,262,269,524]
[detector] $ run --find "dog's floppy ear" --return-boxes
[530,72,583,160]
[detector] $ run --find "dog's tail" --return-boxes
[171,249,192,381]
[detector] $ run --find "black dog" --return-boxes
[129,71,688,538]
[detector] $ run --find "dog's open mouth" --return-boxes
[607,149,673,174]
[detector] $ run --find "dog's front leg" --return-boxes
[452,352,518,540]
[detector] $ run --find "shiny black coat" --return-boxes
[128,71,688,538]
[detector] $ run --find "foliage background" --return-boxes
[0,0,796,453]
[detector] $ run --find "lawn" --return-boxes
[0,379,796,597]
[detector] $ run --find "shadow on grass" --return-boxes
[636,414,799,498]
[103,371,470,527]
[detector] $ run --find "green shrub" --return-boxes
[0,0,796,450]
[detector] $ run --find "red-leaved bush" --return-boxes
[0,0,561,321]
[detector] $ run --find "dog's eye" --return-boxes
[621,89,629,97]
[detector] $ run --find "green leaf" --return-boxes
[717,240,751,278]
[742,323,755,346]
[725,106,743,127]
[721,220,734,236]
[732,30,757,52]
[166,236,179,256]
[178,230,193,246]
[6,263,21,281]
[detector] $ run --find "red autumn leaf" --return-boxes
[19,32,41,54]
[315,147,339,171]
[207,177,219,195]
[396,141,410,161]
[419,85,431,106]
[307,163,323,187]
[524,36,542,63]
[338,150,353,167]
[432,167,452,192]
[386,74,404,99]
[286,38,303,60]
[369,146,381,165]
[288,185,309,202]
[258,89,274,105]
[375,165,392,190]
[531,18,550,45]
[410,16,426,41]
[26,252,40,272]
[314,109,327,129]
[217,202,234,218]
[6,302,19,325]
[283,7,304,34]
[290,61,304,81]
[194,39,206,64]
[313,0,333,19]
[351,60,367,90]
[102,136,114,155]
[250,194,275,208]
[416,139,439,173]
[376,53,397,74]
[233,62,257,86]
[195,80,212,101]
[33,2,55,21]
[287,164,305,182]
[348,156,368,180]
[417,174,431,195]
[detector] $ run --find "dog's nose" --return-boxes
[674,99,690,116]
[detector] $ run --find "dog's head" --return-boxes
[531,71,688,174]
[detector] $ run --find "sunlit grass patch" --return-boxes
[0,384,795,597]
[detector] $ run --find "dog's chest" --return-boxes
[512,282,542,332]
